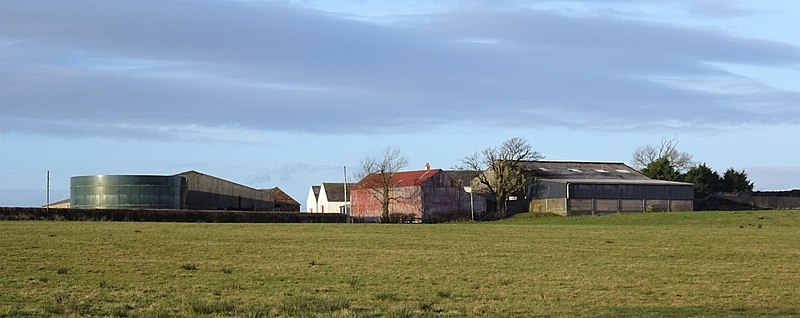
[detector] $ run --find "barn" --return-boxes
[175,170,275,211]
[351,168,464,222]
[523,161,694,216]
[444,170,488,215]
[262,187,301,212]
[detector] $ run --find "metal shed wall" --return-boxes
[351,170,464,222]
[530,180,694,215]
[533,180,568,199]
[569,183,694,200]
[176,171,275,211]
[70,175,184,209]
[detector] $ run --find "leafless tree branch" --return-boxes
[631,137,693,172]
[358,146,409,222]
[462,137,543,218]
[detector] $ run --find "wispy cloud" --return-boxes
[248,162,341,185]
[1,0,797,140]
[687,1,760,18]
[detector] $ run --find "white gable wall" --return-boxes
[306,186,319,213]
[319,184,348,214]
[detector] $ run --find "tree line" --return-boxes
[632,137,754,198]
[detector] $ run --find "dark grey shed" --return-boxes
[175,170,275,211]
[520,161,694,216]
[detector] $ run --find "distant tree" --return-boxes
[357,146,409,223]
[641,156,683,181]
[684,163,722,198]
[462,137,543,218]
[631,137,693,172]
[721,168,754,193]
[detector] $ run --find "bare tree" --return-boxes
[462,138,543,218]
[358,146,409,222]
[631,137,693,172]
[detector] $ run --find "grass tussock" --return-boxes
[188,297,237,315]
[278,294,350,316]
[435,289,452,298]
[45,293,94,316]
[374,291,400,301]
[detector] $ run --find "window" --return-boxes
[595,169,609,173]
[539,167,551,171]
[616,169,631,173]
[568,168,582,172]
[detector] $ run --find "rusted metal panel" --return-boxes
[419,172,463,218]
[351,170,464,222]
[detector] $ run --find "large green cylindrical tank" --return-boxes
[70,175,185,209]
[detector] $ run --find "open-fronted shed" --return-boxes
[521,161,694,216]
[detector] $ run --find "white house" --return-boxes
[307,185,320,213]
[306,183,352,213]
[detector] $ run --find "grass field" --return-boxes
[1,210,799,317]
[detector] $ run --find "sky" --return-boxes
[1,0,798,208]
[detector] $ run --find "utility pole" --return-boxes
[46,170,50,213]
[469,187,474,221]
[343,166,349,223]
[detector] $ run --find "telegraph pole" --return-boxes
[343,166,349,223]
[46,170,50,213]
[469,187,474,221]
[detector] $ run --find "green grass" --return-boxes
[1,210,799,317]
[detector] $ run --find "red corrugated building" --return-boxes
[351,168,465,222]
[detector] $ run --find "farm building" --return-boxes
[306,183,352,213]
[262,187,301,212]
[444,170,488,215]
[522,161,694,216]
[175,170,275,211]
[351,168,465,222]
[70,170,297,211]
[42,198,71,209]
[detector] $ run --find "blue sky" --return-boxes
[1,0,798,208]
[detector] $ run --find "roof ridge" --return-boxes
[518,160,627,164]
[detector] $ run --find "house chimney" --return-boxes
[425,163,430,171]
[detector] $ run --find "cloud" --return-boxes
[1,0,798,140]
[687,1,760,18]
[248,162,341,185]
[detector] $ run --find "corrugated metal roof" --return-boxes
[354,169,442,190]
[538,178,693,186]
[175,170,260,190]
[444,170,481,187]
[516,161,650,181]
